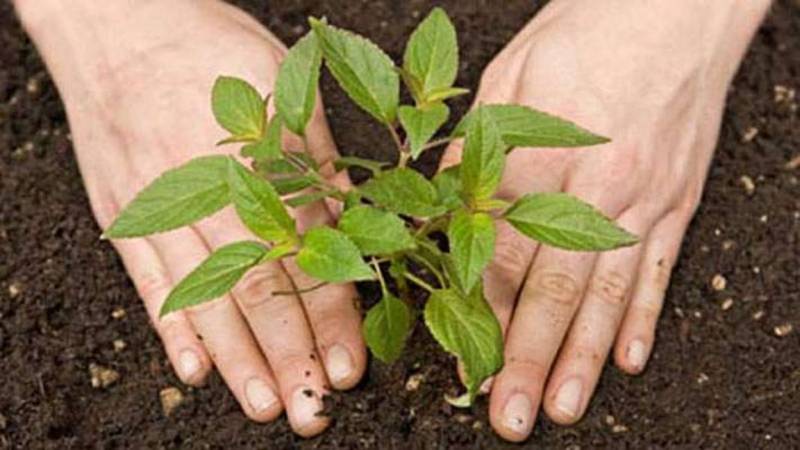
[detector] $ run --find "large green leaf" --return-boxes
[310,18,399,124]
[505,193,638,250]
[360,168,446,217]
[424,287,503,404]
[275,32,322,136]
[460,107,507,201]
[363,293,412,363]
[228,160,296,242]
[398,104,449,159]
[211,76,266,141]
[453,105,610,149]
[338,205,416,255]
[448,210,496,294]
[160,241,268,317]
[105,156,230,238]
[403,7,458,101]
[296,226,375,282]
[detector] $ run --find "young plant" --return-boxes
[104,9,636,407]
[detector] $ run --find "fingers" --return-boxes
[489,247,597,441]
[110,238,212,386]
[149,228,284,423]
[541,210,649,424]
[614,210,689,374]
[282,258,367,390]
[196,210,330,436]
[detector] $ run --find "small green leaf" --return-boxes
[270,175,316,195]
[398,104,449,159]
[241,114,283,161]
[275,32,322,136]
[105,156,230,238]
[448,210,496,294]
[460,107,507,202]
[424,287,503,404]
[363,293,412,363]
[297,226,375,282]
[453,105,610,149]
[505,193,639,250]
[426,86,470,103]
[310,18,399,123]
[403,7,458,100]
[160,241,267,317]
[211,76,266,141]
[360,168,446,217]
[338,205,416,255]
[432,165,464,211]
[333,156,389,175]
[397,67,424,104]
[228,160,296,242]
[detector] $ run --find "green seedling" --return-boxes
[104,8,636,407]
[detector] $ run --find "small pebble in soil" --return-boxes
[160,386,185,417]
[472,420,483,431]
[774,85,796,103]
[612,424,629,433]
[753,310,765,320]
[786,154,800,170]
[111,307,126,320]
[454,414,472,424]
[741,127,759,143]
[7,282,21,298]
[89,363,120,388]
[760,214,768,223]
[753,266,761,274]
[26,77,39,94]
[697,373,710,384]
[774,323,793,337]
[721,298,734,311]
[722,239,735,251]
[605,415,616,426]
[711,274,727,291]
[405,373,424,392]
[113,339,127,352]
[739,175,756,195]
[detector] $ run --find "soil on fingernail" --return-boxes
[1,1,798,448]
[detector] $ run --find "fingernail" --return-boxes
[627,340,647,371]
[502,392,533,435]
[554,378,583,418]
[178,349,201,381]
[245,378,278,413]
[325,344,353,385]
[292,386,324,427]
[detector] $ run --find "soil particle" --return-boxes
[89,363,120,389]
[159,386,186,417]
[111,307,127,319]
[774,323,793,337]
[739,174,756,194]
[711,274,727,291]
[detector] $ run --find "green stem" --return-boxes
[419,136,456,152]
[407,252,445,287]
[403,272,436,293]
[371,257,388,295]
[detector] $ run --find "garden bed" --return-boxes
[1,0,798,448]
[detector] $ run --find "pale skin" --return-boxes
[14,0,769,442]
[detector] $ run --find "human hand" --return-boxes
[440,0,770,441]
[15,0,364,436]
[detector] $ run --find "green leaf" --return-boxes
[241,114,283,161]
[424,287,503,404]
[296,226,375,282]
[447,210,496,294]
[432,165,464,211]
[403,7,458,100]
[228,160,296,242]
[453,105,610,149]
[211,76,266,141]
[270,175,316,195]
[363,293,412,363]
[333,156,389,175]
[398,104,449,159]
[460,107,507,201]
[338,205,416,255]
[505,193,639,250]
[275,32,322,136]
[310,18,399,123]
[105,156,230,238]
[360,168,446,217]
[426,86,469,103]
[285,189,335,208]
[160,241,268,317]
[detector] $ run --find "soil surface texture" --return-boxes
[1,1,798,448]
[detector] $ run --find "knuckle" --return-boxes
[233,264,284,309]
[135,269,172,304]
[563,343,604,364]
[588,271,630,307]
[504,355,549,381]
[528,270,582,308]
[491,226,533,275]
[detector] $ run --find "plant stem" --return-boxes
[403,272,436,293]
[371,257,388,295]
[284,152,344,198]
[419,136,457,152]
[407,252,445,287]
[386,123,411,167]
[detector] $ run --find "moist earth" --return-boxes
[1,1,798,448]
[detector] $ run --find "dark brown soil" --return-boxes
[1,1,799,448]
